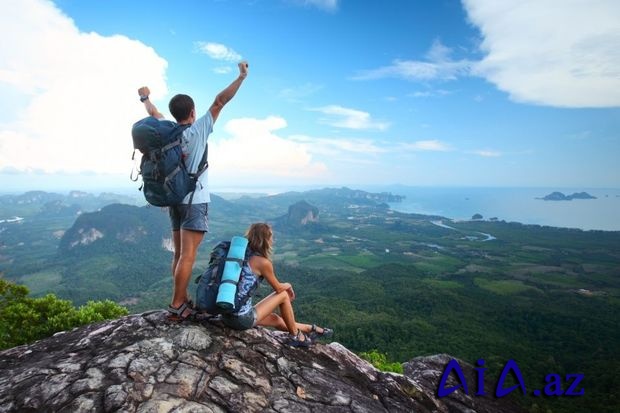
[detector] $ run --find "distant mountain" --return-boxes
[38,200,82,218]
[273,200,319,230]
[0,190,142,220]
[538,191,597,201]
[302,187,404,203]
[231,187,403,221]
[3,190,64,205]
[280,187,404,206]
[59,204,169,254]
[53,204,173,305]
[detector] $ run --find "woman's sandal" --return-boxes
[285,329,312,348]
[167,301,196,322]
[310,324,333,340]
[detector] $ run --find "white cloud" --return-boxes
[0,0,168,174]
[567,130,592,140]
[469,149,502,157]
[410,89,453,98]
[289,134,387,156]
[463,0,620,107]
[311,105,390,130]
[195,42,242,62]
[278,83,323,102]
[290,0,339,12]
[209,116,327,181]
[352,40,472,81]
[400,140,453,152]
[213,66,233,74]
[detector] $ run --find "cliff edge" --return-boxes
[0,311,524,412]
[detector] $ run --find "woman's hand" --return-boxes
[278,282,295,301]
[286,286,296,302]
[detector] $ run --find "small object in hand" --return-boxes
[140,95,149,102]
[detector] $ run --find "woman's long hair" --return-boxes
[245,223,273,259]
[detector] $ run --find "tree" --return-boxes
[359,349,403,374]
[0,279,128,350]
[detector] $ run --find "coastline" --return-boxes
[384,187,620,232]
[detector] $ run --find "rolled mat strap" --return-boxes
[216,236,249,310]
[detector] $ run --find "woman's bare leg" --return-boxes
[257,312,314,334]
[254,291,296,333]
[254,291,324,335]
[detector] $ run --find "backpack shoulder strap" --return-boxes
[169,123,191,141]
[193,139,209,179]
[170,122,208,179]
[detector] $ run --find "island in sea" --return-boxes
[537,191,597,201]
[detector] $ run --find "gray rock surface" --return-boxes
[405,354,524,413]
[0,311,524,412]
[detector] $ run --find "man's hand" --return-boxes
[138,86,150,98]
[138,86,163,119]
[238,61,249,79]
[210,61,249,122]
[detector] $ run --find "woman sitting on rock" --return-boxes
[222,222,332,347]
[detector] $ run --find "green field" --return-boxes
[474,278,542,295]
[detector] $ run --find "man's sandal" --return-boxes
[167,301,196,322]
[310,324,333,340]
[285,329,312,348]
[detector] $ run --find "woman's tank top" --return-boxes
[234,250,263,315]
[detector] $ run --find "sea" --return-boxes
[368,186,620,232]
[211,185,620,232]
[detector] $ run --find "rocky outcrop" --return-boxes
[405,355,524,413]
[538,191,596,201]
[0,312,525,412]
[287,201,319,226]
[274,201,320,230]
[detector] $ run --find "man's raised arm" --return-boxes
[137,86,164,119]
[209,61,249,123]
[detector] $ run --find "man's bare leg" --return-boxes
[171,229,204,311]
[171,230,181,280]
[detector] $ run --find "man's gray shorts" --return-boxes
[168,203,209,232]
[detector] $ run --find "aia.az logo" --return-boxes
[437,359,584,398]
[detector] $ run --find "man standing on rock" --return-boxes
[138,61,249,320]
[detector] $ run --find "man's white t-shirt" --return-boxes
[178,111,213,204]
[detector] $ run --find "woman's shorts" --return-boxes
[221,309,257,330]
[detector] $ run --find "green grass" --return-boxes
[331,253,385,268]
[412,254,463,275]
[520,272,584,288]
[19,270,63,295]
[474,278,542,295]
[298,255,366,272]
[422,279,463,289]
[73,256,121,278]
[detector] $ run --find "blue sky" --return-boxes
[0,0,619,192]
